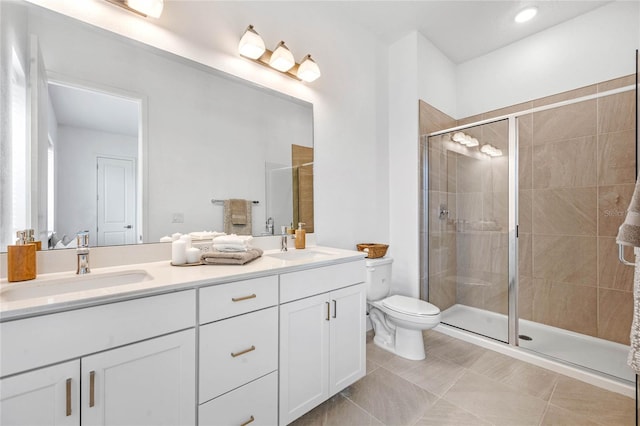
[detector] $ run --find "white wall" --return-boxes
[26,0,390,251]
[457,1,640,117]
[388,32,419,297]
[417,35,457,119]
[388,31,457,297]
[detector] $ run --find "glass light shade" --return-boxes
[269,41,295,72]
[297,55,321,82]
[466,137,479,147]
[515,7,537,23]
[126,0,164,18]
[451,132,465,143]
[238,25,266,60]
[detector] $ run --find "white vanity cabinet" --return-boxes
[0,290,196,426]
[0,360,80,425]
[198,276,279,426]
[278,262,366,425]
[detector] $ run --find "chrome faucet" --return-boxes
[76,231,90,274]
[266,217,274,235]
[280,226,288,252]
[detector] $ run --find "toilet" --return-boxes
[366,257,441,360]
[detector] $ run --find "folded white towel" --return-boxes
[213,234,253,245]
[213,243,249,252]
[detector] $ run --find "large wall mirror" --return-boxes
[0,0,314,252]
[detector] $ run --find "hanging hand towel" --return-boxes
[223,200,252,235]
[230,199,248,225]
[616,179,640,247]
[628,250,640,374]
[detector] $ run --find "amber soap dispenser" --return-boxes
[294,222,306,249]
[8,230,37,282]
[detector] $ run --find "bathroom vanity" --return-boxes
[0,246,366,425]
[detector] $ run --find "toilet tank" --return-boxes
[365,257,393,301]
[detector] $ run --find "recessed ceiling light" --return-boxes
[515,6,538,23]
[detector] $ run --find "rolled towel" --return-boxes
[213,234,253,246]
[190,231,226,240]
[201,247,263,265]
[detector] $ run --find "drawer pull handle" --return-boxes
[89,371,95,407]
[333,299,337,318]
[326,301,330,321]
[231,345,256,358]
[232,294,257,302]
[240,415,255,426]
[66,378,72,416]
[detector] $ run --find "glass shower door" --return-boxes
[427,119,511,342]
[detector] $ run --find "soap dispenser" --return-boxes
[294,222,306,249]
[7,230,37,282]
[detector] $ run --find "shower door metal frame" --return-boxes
[424,116,519,346]
[423,83,637,348]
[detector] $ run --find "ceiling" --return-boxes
[333,1,612,63]
[48,83,139,137]
[159,1,612,65]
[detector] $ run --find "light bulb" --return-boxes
[269,41,295,72]
[297,55,321,82]
[452,132,466,143]
[515,7,537,23]
[466,137,479,147]
[126,0,164,18]
[238,25,266,60]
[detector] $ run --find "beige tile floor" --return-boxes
[292,330,635,426]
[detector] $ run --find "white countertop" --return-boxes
[0,246,366,321]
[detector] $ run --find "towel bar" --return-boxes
[618,243,635,266]
[211,199,259,205]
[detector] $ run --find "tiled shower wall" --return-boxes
[423,74,637,345]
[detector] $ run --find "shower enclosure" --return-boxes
[423,75,637,383]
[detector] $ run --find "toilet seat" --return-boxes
[381,295,440,317]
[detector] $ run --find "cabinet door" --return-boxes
[279,293,330,425]
[0,360,80,426]
[329,283,366,395]
[81,329,195,426]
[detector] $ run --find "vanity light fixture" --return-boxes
[105,0,164,18]
[238,25,321,83]
[514,6,538,23]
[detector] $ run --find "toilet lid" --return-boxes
[382,295,440,316]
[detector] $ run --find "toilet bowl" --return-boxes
[366,257,441,360]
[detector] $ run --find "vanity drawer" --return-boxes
[280,260,365,303]
[199,276,278,324]
[199,307,277,403]
[199,371,277,426]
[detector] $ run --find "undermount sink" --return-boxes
[266,248,336,261]
[0,270,153,302]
